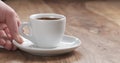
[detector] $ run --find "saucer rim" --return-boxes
[13,35,81,51]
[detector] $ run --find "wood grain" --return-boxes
[0,0,120,63]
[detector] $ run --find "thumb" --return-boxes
[6,11,23,44]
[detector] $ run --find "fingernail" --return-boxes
[16,35,23,44]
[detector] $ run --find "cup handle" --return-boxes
[19,22,32,40]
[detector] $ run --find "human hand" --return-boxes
[0,1,23,50]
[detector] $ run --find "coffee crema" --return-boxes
[36,17,61,20]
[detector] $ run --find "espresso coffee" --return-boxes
[37,17,61,20]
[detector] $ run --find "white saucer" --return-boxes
[13,35,81,56]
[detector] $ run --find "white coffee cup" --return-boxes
[19,13,66,48]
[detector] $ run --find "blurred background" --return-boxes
[2,0,120,37]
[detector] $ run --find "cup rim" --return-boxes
[30,13,66,21]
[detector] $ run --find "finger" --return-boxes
[0,30,7,38]
[0,38,5,46]
[11,40,17,50]
[0,23,7,30]
[4,40,12,50]
[4,28,12,39]
[6,11,23,44]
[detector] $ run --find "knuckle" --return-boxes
[4,40,12,47]
[0,39,5,46]
[7,10,16,17]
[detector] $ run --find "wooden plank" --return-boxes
[86,1,120,26]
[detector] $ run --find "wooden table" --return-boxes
[0,0,120,63]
